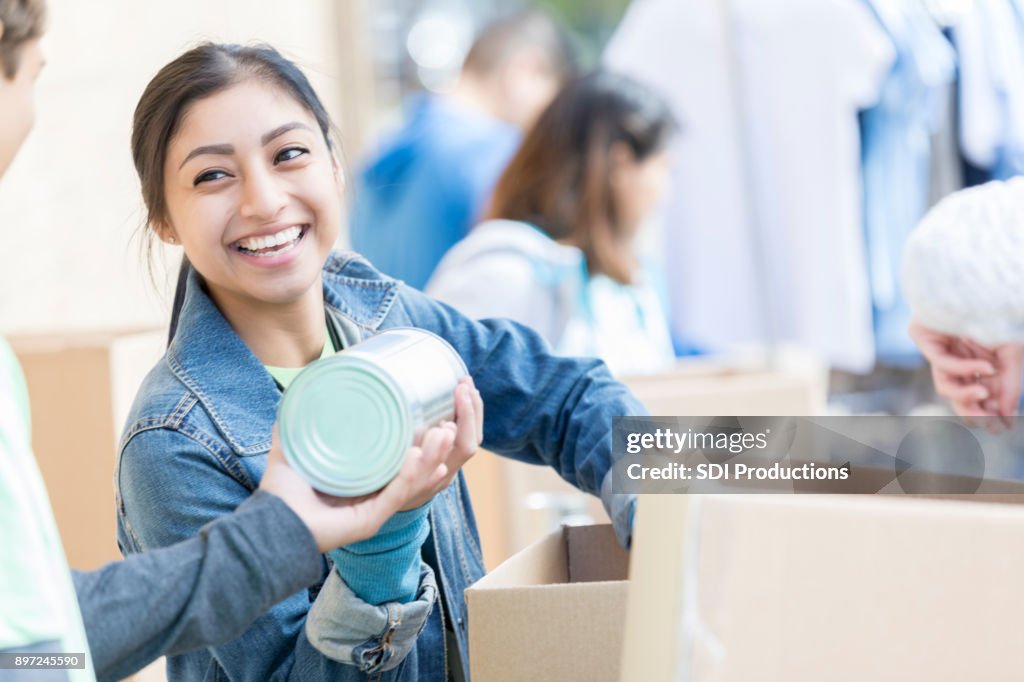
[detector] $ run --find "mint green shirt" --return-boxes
[264,332,335,390]
[0,337,95,680]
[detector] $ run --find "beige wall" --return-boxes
[0,0,359,335]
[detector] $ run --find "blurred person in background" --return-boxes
[0,3,449,681]
[427,70,678,377]
[349,7,576,290]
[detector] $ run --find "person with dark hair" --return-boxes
[118,39,642,682]
[349,8,576,290]
[428,70,678,376]
[0,6,451,682]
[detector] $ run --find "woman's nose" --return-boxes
[239,166,287,221]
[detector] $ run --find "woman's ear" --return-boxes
[154,220,180,245]
[0,20,6,42]
[609,142,636,187]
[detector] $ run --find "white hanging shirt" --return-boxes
[604,0,894,371]
[953,0,1024,175]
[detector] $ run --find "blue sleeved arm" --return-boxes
[328,503,431,605]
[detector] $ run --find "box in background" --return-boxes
[462,354,826,569]
[9,328,165,570]
[622,350,827,417]
[466,524,629,682]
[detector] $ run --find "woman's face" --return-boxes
[613,147,672,237]
[161,79,342,312]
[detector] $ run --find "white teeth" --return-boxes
[249,239,299,257]
[237,225,302,252]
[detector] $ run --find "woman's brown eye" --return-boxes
[194,170,228,186]
[275,147,308,164]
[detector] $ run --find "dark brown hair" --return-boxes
[131,43,339,343]
[487,70,676,284]
[0,0,46,79]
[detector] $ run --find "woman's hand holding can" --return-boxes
[400,376,484,510]
[261,426,450,553]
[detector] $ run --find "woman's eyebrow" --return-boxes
[177,123,314,170]
[179,144,234,169]
[262,122,314,145]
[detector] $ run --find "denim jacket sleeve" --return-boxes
[117,425,435,680]
[305,563,438,673]
[393,282,647,546]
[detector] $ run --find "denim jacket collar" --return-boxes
[167,252,400,455]
[320,252,402,329]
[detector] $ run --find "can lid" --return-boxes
[278,355,410,496]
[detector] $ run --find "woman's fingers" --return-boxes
[912,320,1024,432]
[395,426,455,510]
[421,425,456,477]
[927,351,996,379]
[259,426,312,500]
[350,376,489,515]
[934,372,989,403]
[910,319,997,378]
[994,344,1024,418]
[472,384,484,445]
[959,338,998,362]
[382,448,445,505]
[453,382,479,463]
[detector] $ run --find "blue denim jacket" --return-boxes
[115,252,643,681]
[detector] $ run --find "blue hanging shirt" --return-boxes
[860,0,955,365]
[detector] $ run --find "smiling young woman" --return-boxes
[0,11,451,682]
[117,42,645,682]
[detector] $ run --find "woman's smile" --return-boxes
[231,223,309,266]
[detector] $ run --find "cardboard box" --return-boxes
[619,349,827,417]
[462,451,611,569]
[9,329,165,570]
[466,524,629,682]
[622,491,1024,682]
[461,357,826,568]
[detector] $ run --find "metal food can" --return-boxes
[277,327,469,496]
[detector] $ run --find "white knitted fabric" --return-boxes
[902,177,1024,346]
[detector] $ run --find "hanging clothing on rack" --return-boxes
[605,0,894,372]
[953,0,1024,180]
[859,0,956,366]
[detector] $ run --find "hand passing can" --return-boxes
[277,328,469,496]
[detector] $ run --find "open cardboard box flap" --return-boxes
[466,524,629,682]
